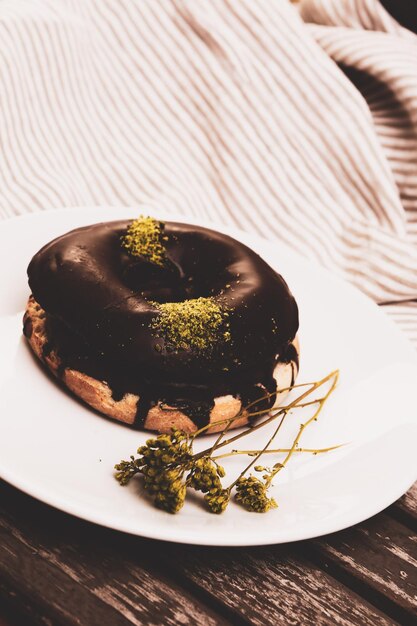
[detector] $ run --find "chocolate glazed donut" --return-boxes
[26,220,299,432]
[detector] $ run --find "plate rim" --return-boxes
[1,206,416,546]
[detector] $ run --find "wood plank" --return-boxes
[160,544,397,625]
[0,579,53,626]
[0,481,398,626]
[389,482,417,530]
[0,615,14,626]
[308,514,417,625]
[0,481,229,626]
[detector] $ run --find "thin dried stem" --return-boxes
[264,370,339,486]
[194,370,339,460]
[191,382,329,439]
[212,443,343,460]
[228,411,289,490]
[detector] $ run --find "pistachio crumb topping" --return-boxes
[151,297,231,352]
[121,215,166,266]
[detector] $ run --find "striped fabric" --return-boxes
[0,1,416,345]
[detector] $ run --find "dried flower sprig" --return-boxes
[114,370,340,514]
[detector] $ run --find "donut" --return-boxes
[25,218,299,434]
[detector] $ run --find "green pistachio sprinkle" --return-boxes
[121,215,167,266]
[151,297,231,352]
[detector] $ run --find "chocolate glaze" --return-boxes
[23,315,33,339]
[27,220,299,428]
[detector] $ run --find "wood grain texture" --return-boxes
[161,544,397,626]
[0,579,55,626]
[309,514,417,625]
[390,482,417,531]
[0,482,228,626]
[0,480,410,626]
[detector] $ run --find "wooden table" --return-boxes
[0,480,415,625]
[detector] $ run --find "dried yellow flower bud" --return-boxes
[204,488,230,514]
[235,476,278,513]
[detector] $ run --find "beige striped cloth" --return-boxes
[1,0,416,346]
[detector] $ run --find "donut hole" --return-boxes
[121,256,183,303]
[121,249,233,304]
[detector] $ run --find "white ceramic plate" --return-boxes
[0,207,416,546]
